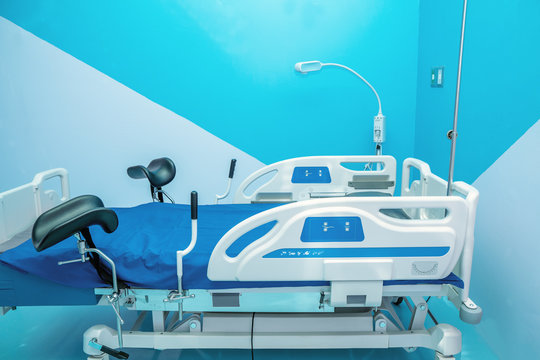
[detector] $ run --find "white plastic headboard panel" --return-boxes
[234,156,397,203]
[0,168,69,252]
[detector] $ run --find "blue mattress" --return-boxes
[0,202,463,290]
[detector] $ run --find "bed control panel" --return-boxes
[291,167,331,183]
[300,217,364,242]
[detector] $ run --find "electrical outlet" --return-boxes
[431,66,444,87]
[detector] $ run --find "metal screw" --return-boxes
[379,320,386,328]
[190,322,197,329]
[420,304,426,311]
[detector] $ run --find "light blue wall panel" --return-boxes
[0,0,420,166]
[0,17,264,206]
[471,120,540,359]
[415,0,540,183]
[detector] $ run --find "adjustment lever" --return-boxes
[89,339,129,359]
[164,290,195,303]
[57,256,89,266]
[107,293,125,325]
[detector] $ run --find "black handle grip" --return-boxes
[100,344,129,359]
[191,191,198,220]
[228,159,237,179]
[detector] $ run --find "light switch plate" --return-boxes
[431,66,444,87]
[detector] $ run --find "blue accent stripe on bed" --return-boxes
[0,202,464,290]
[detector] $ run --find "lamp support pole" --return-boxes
[447,0,468,196]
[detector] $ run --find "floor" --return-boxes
[0,298,498,360]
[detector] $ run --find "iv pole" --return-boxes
[447,0,469,196]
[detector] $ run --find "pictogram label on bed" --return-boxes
[300,216,364,242]
[291,167,331,183]
[262,247,450,258]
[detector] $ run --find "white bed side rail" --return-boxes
[401,158,479,302]
[0,168,69,252]
[234,155,397,204]
[208,196,469,284]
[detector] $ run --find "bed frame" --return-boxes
[0,156,482,360]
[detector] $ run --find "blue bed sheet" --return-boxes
[0,202,463,290]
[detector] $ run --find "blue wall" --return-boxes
[415,0,540,183]
[0,0,420,166]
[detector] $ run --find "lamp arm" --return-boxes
[321,63,382,115]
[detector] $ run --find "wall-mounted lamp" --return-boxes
[295,61,385,155]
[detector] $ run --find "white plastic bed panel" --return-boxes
[234,155,397,203]
[0,168,69,252]
[208,196,469,282]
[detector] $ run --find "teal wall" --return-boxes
[415,0,540,183]
[0,0,420,166]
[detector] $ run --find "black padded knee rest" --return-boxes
[32,195,118,252]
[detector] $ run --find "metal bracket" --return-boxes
[169,313,202,333]
[163,290,195,303]
[107,293,124,325]
[374,312,400,332]
[406,296,428,331]
[378,297,405,330]
[319,291,326,309]
[152,189,175,204]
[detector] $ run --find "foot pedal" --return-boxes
[89,340,129,359]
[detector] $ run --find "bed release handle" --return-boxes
[229,159,237,179]
[174,191,199,293]
[216,159,237,204]
[191,191,198,220]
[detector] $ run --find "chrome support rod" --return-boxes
[85,247,124,348]
[447,0,469,196]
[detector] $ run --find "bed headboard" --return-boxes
[234,156,397,204]
[0,169,69,252]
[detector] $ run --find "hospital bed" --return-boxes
[0,156,482,359]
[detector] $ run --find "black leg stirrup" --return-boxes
[127,157,176,203]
